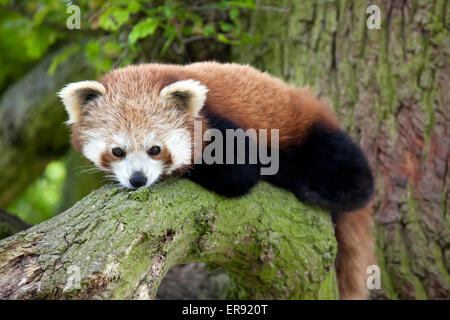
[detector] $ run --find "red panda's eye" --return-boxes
[112,147,125,158]
[148,146,161,156]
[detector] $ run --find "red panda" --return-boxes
[58,62,375,300]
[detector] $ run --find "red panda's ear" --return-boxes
[57,80,106,124]
[160,79,208,116]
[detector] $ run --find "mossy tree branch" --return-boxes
[236,0,449,299]
[0,179,338,300]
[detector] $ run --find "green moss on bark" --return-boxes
[0,178,338,300]
[234,0,450,300]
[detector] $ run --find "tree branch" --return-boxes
[0,179,338,300]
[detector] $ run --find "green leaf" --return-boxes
[127,1,142,14]
[163,5,173,18]
[217,33,230,43]
[203,25,217,37]
[222,0,256,9]
[220,22,233,32]
[229,7,239,20]
[99,7,131,31]
[128,17,159,45]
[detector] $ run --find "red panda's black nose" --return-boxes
[130,172,147,188]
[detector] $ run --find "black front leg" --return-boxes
[185,110,261,197]
[187,162,261,197]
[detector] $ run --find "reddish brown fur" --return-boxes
[100,62,339,148]
[78,62,373,299]
[334,204,375,299]
[70,123,83,153]
[152,147,173,167]
[100,151,119,169]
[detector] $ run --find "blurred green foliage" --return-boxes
[7,160,66,225]
[0,0,256,93]
[1,0,257,224]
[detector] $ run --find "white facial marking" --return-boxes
[111,150,164,189]
[112,134,130,149]
[164,129,192,174]
[83,139,106,167]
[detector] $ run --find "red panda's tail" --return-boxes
[334,204,375,299]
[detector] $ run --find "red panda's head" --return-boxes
[58,67,208,189]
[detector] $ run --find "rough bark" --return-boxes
[0,179,338,300]
[235,0,449,299]
[0,48,94,208]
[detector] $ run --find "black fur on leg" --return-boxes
[264,123,374,212]
[185,111,261,197]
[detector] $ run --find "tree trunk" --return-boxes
[235,0,449,299]
[0,179,338,300]
[0,48,95,208]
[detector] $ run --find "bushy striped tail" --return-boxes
[334,204,375,299]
